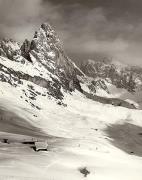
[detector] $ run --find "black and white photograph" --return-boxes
[0,0,142,179]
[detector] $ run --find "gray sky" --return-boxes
[0,0,142,65]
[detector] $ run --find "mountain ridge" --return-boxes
[0,22,138,109]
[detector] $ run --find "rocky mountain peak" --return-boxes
[40,23,60,45]
[80,59,138,93]
[27,23,84,92]
[29,23,61,68]
[0,38,20,60]
[0,23,137,109]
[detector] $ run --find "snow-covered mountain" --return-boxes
[0,23,136,110]
[0,23,142,180]
[80,59,142,108]
[0,23,85,107]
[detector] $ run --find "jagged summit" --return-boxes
[0,22,84,107]
[0,22,138,109]
[20,23,61,63]
[21,23,84,92]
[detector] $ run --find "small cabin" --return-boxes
[35,141,48,151]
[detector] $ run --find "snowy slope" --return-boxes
[0,84,142,180]
[80,59,142,109]
[0,23,142,180]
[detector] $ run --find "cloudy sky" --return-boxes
[0,0,142,65]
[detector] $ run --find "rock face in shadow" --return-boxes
[20,39,32,62]
[80,59,137,93]
[84,91,136,109]
[0,62,63,100]
[0,23,138,109]
[105,123,142,157]
[24,23,84,93]
[0,23,84,100]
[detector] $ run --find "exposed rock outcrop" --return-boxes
[0,23,137,109]
[80,59,138,93]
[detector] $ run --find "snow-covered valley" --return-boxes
[0,22,142,180]
[0,82,142,180]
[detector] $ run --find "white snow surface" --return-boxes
[0,80,142,180]
[0,56,59,81]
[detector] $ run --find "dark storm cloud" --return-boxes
[0,0,142,65]
[0,0,41,39]
[0,0,63,41]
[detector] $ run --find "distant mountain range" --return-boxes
[79,59,142,108]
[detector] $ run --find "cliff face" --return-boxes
[0,23,85,105]
[23,23,84,93]
[81,59,142,97]
[0,23,138,109]
[80,59,140,93]
[0,39,21,61]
